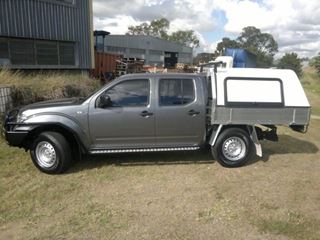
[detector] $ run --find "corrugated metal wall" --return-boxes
[101,35,193,65]
[104,35,193,54]
[0,0,93,69]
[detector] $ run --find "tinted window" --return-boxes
[105,80,149,107]
[182,79,194,104]
[0,39,9,59]
[159,79,195,106]
[59,42,75,66]
[3,37,76,66]
[36,41,59,65]
[10,39,35,65]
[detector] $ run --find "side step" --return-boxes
[90,147,200,154]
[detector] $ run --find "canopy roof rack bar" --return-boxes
[199,61,224,73]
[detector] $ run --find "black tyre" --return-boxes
[30,131,72,174]
[212,128,253,168]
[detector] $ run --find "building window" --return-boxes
[159,79,195,106]
[129,48,145,55]
[59,42,75,66]
[0,39,9,59]
[149,50,162,56]
[165,52,178,58]
[10,39,36,65]
[41,0,75,5]
[107,46,126,54]
[0,37,75,67]
[36,41,59,65]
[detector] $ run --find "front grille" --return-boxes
[6,109,18,123]
[3,109,19,133]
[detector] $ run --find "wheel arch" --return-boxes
[23,123,88,155]
[209,124,250,146]
[209,124,262,157]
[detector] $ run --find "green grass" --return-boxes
[0,138,130,239]
[197,199,239,222]
[301,67,320,94]
[301,67,320,116]
[254,212,320,240]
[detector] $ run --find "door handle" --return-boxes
[188,109,200,116]
[140,110,153,117]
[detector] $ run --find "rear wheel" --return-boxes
[30,131,72,174]
[212,128,253,168]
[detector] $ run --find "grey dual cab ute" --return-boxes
[3,69,311,174]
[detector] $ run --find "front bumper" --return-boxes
[2,121,29,147]
[2,111,30,147]
[4,130,29,147]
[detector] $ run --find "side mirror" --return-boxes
[98,94,112,108]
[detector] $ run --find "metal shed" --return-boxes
[95,34,193,67]
[0,0,94,71]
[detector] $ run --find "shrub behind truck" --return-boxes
[3,67,310,174]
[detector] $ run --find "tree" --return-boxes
[215,26,278,67]
[277,53,302,77]
[168,30,200,48]
[127,18,200,48]
[216,37,240,54]
[193,52,219,65]
[237,26,278,67]
[127,18,169,39]
[310,53,320,75]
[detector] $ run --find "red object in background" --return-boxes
[91,52,121,81]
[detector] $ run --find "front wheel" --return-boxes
[212,128,254,168]
[30,131,72,174]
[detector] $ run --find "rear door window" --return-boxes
[159,79,195,106]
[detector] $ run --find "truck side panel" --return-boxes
[212,106,311,125]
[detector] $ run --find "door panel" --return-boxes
[155,78,205,147]
[89,79,155,149]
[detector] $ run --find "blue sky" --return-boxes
[93,0,320,58]
[205,10,232,43]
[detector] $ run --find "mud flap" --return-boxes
[209,124,223,146]
[247,126,262,157]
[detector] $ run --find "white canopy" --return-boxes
[212,68,310,107]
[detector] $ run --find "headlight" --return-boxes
[17,113,28,123]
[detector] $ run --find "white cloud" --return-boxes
[192,31,217,54]
[93,0,217,32]
[215,0,320,58]
[93,0,145,19]
[92,0,320,58]
[202,41,219,54]
[215,0,272,33]
[93,15,142,35]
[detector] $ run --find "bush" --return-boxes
[277,52,302,77]
[310,54,320,76]
[0,70,101,108]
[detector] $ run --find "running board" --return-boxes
[89,147,200,154]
